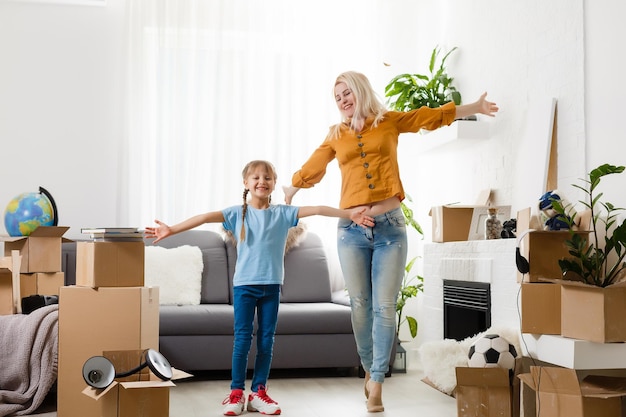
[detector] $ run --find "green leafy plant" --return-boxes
[396,195,424,339]
[551,164,626,287]
[385,46,462,111]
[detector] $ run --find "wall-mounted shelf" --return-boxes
[418,120,491,151]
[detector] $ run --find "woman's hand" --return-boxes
[456,92,499,119]
[283,185,300,205]
[475,92,499,117]
[144,220,171,243]
[350,207,375,228]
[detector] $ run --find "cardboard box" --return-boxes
[20,271,64,298]
[81,350,191,417]
[57,286,159,417]
[0,250,23,314]
[0,272,12,315]
[430,190,512,243]
[455,364,521,417]
[521,282,561,335]
[76,241,145,288]
[518,366,626,417]
[430,204,512,242]
[2,226,70,273]
[516,208,591,283]
[430,205,477,242]
[516,230,588,283]
[560,280,626,343]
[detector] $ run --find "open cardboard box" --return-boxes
[1,226,71,273]
[559,280,626,343]
[429,189,511,242]
[518,366,626,417]
[82,350,192,417]
[57,286,160,417]
[455,359,522,417]
[516,208,591,283]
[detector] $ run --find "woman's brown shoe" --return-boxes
[366,380,384,413]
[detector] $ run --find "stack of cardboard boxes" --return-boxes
[452,205,626,417]
[0,226,69,314]
[515,208,626,417]
[56,237,171,417]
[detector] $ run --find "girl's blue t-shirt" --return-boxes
[222,204,300,286]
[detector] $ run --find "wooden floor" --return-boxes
[28,353,457,417]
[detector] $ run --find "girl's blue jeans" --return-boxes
[337,207,407,384]
[231,284,280,392]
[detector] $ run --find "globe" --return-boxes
[4,187,58,237]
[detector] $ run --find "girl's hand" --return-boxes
[283,185,300,205]
[144,219,171,243]
[350,207,375,228]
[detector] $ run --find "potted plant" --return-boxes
[550,163,626,343]
[397,195,424,340]
[385,45,462,112]
[551,163,626,287]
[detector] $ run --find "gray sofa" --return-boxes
[61,229,360,372]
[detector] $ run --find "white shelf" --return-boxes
[418,120,491,151]
[522,333,626,370]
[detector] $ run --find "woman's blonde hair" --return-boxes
[239,160,277,241]
[329,71,387,139]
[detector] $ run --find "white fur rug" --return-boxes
[418,327,521,395]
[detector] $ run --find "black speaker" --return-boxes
[21,295,59,314]
[82,349,172,389]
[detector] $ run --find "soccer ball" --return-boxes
[468,334,517,370]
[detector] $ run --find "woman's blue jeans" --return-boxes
[231,284,280,392]
[337,207,407,384]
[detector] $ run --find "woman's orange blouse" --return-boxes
[291,102,457,209]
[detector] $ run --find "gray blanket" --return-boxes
[0,304,58,416]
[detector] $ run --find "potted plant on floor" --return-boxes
[392,196,424,373]
[397,196,424,339]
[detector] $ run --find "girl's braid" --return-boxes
[240,188,249,241]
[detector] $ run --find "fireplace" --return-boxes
[420,239,519,346]
[443,279,491,341]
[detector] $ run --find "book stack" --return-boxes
[81,227,144,241]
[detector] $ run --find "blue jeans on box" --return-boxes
[337,207,407,384]
[231,284,280,391]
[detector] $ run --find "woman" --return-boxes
[284,71,498,412]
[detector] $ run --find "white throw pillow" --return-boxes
[144,245,203,305]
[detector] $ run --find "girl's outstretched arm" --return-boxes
[297,206,374,228]
[145,211,225,243]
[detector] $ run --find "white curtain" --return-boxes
[122,0,392,241]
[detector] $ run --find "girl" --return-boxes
[145,160,373,416]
